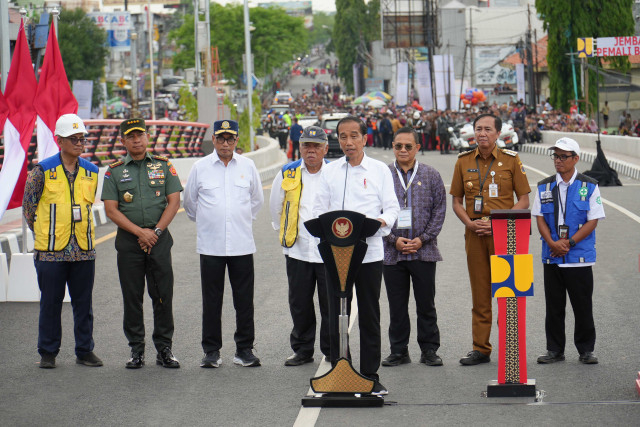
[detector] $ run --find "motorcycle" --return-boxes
[497,123,518,150]
[449,123,476,153]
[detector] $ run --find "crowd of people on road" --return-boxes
[23,111,604,398]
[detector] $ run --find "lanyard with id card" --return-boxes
[474,158,494,214]
[395,162,418,229]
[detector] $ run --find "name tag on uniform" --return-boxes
[489,183,498,198]
[72,204,82,222]
[397,207,412,229]
[474,196,484,214]
[541,190,553,204]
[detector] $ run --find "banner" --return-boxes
[415,61,433,111]
[87,12,131,51]
[396,62,409,107]
[516,63,525,104]
[73,80,94,120]
[578,36,640,58]
[433,55,456,110]
[34,23,79,161]
[0,21,37,219]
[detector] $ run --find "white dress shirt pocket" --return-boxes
[201,182,221,205]
[234,179,251,203]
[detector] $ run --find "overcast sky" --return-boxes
[215,0,337,13]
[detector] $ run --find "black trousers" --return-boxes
[115,228,175,353]
[200,254,255,353]
[292,140,300,160]
[543,264,596,354]
[382,133,393,149]
[327,261,382,377]
[35,259,95,357]
[439,133,450,153]
[285,256,330,357]
[383,261,440,354]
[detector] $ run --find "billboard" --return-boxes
[87,12,131,52]
[258,1,313,29]
[475,46,517,86]
[381,0,437,49]
[578,37,640,57]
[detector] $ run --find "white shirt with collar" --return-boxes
[269,161,325,263]
[531,168,605,267]
[184,150,264,256]
[313,153,400,263]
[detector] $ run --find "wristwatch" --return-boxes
[154,227,163,237]
[568,238,576,247]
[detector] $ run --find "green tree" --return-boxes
[333,0,380,93]
[537,0,634,113]
[223,93,262,152]
[308,12,335,46]
[58,9,108,108]
[178,85,198,121]
[169,4,308,80]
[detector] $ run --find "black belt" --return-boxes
[471,216,491,221]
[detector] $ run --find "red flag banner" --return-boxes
[35,23,78,161]
[0,21,37,218]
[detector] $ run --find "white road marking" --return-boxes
[293,296,359,426]
[525,164,640,224]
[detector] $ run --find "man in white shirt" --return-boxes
[269,126,330,367]
[531,137,605,365]
[183,120,264,368]
[313,116,400,395]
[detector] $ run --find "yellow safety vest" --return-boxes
[279,160,303,248]
[34,155,98,252]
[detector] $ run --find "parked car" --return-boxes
[314,113,348,157]
[273,91,293,104]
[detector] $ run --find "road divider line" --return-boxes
[294,296,360,426]
[94,208,186,246]
[525,164,640,224]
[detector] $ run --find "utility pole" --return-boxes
[130,32,139,117]
[147,0,155,120]
[469,8,475,88]
[204,0,212,86]
[194,0,200,87]
[526,4,535,108]
[533,28,539,107]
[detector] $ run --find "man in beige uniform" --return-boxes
[450,113,531,365]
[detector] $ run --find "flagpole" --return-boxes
[20,10,29,255]
[0,0,9,92]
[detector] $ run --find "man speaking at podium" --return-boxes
[314,116,400,395]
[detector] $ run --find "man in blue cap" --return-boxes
[184,119,264,368]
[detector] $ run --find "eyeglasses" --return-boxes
[64,136,88,145]
[549,153,576,161]
[215,136,237,145]
[393,143,415,151]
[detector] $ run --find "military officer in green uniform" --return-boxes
[102,118,183,369]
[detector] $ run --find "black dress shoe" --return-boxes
[381,351,411,367]
[420,349,443,366]
[156,347,180,368]
[459,350,490,366]
[126,351,144,369]
[579,352,599,364]
[537,351,565,364]
[284,353,314,366]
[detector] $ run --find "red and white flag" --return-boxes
[0,21,37,220]
[34,22,78,161]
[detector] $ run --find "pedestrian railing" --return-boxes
[0,119,209,169]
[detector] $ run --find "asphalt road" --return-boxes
[1,146,639,426]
